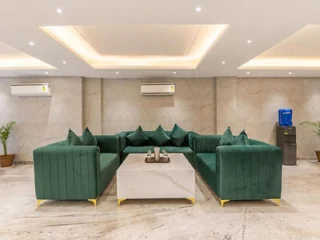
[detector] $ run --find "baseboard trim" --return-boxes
[14,161,33,165]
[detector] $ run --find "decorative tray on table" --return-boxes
[145,157,170,163]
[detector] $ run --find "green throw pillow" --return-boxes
[171,124,188,147]
[82,127,97,146]
[127,126,149,146]
[151,125,171,146]
[66,129,82,146]
[232,130,250,146]
[219,127,234,145]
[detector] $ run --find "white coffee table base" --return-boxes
[117,154,196,206]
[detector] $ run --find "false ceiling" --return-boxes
[0,0,320,78]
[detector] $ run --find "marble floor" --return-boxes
[0,161,319,240]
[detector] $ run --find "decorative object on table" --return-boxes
[0,121,16,167]
[300,121,320,162]
[278,108,293,126]
[154,147,160,162]
[276,123,297,165]
[145,149,170,163]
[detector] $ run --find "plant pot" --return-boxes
[0,154,15,167]
[315,151,320,162]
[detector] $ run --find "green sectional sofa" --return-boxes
[194,135,282,206]
[33,135,120,206]
[117,131,198,167]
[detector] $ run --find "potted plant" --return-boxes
[0,121,16,167]
[300,121,320,162]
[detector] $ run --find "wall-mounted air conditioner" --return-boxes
[141,83,175,96]
[11,83,51,97]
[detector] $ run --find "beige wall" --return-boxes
[216,77,320,158]
[0,77,83,163]
[83,78,102,134]
[102,78,216,134]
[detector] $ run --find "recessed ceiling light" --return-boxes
[56,8,63,14]
[45,72,49,75]
[195,6,202,12]
[29,41,35,46]
[221,61,226,65]
[116,71,119,74]
[246,71,250,75]
[173,71,177,74]
[289,72,292,75]
[62,61,67,64]
[247,39,252,44]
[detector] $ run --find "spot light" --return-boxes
[195,7,202,12]
[56,8,63,14]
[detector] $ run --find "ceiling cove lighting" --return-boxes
[239,58,320,69]
[40,24,228,69]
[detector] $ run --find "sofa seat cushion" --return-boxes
[160,146,193,153]
[123,146,155,153]
[99,153,119,194]
[100,153,118,173]
[197,153,218,192]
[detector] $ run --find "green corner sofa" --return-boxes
[33,135,120,206]
[117,130,198,167]
[194,135,282,207]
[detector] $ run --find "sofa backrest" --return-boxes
[124,130,190,147]
[95,135,120,153]
[194,135,222,153]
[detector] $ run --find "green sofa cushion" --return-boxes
[171,124,188,147]
[123,146,155,153]
[219,127,233,145]
[150,125,171,146]
[232,130,250,145]
[99,153,119,195]
[66,129,82,146]
[82,128,97,146]
[126,126,149,146]
[123,146,193,154]
[197,153,218,192]
[160,146,193,153]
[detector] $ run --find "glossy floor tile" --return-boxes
[0,161,319,240]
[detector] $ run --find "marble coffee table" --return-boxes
[117,153,195,206]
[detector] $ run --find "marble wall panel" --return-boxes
[217,77,320,158]
[83,78,102,134]
[102,78,215,134]
[0,77,83,163]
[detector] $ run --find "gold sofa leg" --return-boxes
[219,199,230,207]
[37,199,45,207]
[88,198,98,207]
[117,198,126,206]
[270,198,281,206]
[187,197,196,205]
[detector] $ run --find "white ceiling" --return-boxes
[1,0,320,78]
[75,25,201,56]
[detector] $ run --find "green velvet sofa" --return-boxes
[33,135,120,206]
[117,131,198,167]
[194,135,282,207]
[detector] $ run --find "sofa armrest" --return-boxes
[117,131,128,152]
[33,145,100,200]
[215,145,282,200]
[95,135,120,154]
